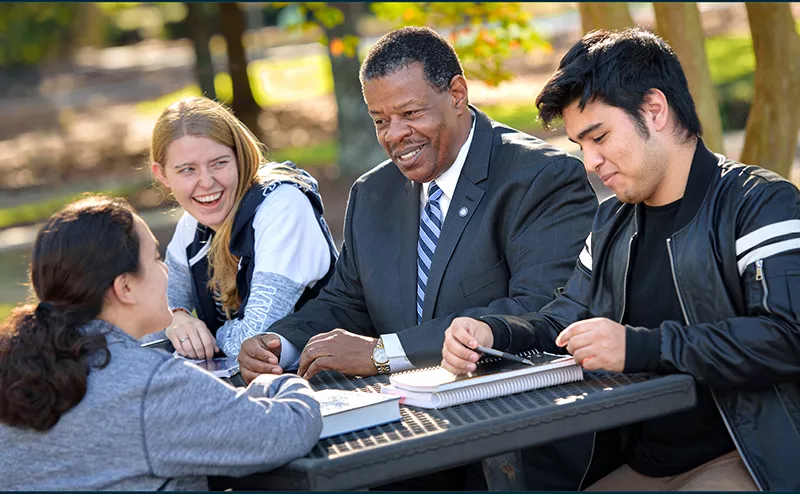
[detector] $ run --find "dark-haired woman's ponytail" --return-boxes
[0,303,110,431]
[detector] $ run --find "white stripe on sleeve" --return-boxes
[737,238,800,274]
[735,219,800,256]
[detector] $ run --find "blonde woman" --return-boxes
[150,97,337,365]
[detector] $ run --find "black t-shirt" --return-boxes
[623,200,734,477]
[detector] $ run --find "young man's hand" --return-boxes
[556,317,626,372]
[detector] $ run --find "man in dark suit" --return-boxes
[236,25,598,491]
[237,26,597,383]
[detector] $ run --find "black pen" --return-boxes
[476,346,535,366]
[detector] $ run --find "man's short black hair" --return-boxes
[360,26,464,92]
[536,28,701,141]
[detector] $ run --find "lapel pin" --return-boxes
[459,207,468,217]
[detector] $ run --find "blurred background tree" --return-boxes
[578,3,633,33]
[0,4,80,67]
[218,2,261,138]
[185,3,216,101]
[654,2,725,153]
[741,2,800,178]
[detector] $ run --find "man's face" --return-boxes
[363,63,467,183]
[563,99,667,204]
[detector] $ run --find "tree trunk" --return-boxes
[578,3,634,34]
[185,2,216,101]
[740,3,800,178]
[323,2,386,176]
[218,2,262,140]
[654,3,724,153]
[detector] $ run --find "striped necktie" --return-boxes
[417,181,443,324]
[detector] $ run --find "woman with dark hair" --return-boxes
[150,97,338,365]
[0,196,322,491]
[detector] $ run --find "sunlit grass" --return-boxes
[271,139,337,167]
[135,53,333,117]
[481,102,541,132]
[0,182,146,230]
[0,303,15,323]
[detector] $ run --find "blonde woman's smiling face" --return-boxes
[152,135,239,231]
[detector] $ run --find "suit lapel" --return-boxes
[399,179,422,329]
[422,106,493,321]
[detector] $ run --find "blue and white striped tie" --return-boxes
[417,181,443,324]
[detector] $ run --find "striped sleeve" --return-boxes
[736,219,800,275]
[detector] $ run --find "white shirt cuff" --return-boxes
[381,333,414,373]
[266,332,300,371]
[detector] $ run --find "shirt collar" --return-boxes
[422,110,476,201]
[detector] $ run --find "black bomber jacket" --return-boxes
[485,140,800,490]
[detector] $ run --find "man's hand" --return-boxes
[239,334,283,384]
[556,317,626,372]
[441,317,494,375]
[297,329,377,380]
[166,311,218,360]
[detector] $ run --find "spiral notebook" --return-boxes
[381,350,582,409]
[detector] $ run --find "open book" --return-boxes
[381,350,582,409]
[316,389,401,439]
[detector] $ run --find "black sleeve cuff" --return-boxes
[479,315,512,351]
[624,325,661,373]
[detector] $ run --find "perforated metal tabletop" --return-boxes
[226,371,696,491]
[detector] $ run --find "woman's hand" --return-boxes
[166,310,219,360]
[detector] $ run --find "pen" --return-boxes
[476,346,535,366]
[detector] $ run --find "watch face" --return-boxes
[374,347,388,364]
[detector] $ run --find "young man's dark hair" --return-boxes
[359,26,464,92]
[536,28,701,142]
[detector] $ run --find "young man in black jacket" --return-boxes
[442,28,800,491]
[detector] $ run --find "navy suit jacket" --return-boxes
[271,105,598,366]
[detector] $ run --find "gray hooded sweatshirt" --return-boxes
[0,319,322,490]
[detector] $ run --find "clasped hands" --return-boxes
[239,328,379,384]
[441,316,626,375]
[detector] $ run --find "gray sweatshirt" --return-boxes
[0,320,322,491]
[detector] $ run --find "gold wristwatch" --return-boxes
[371,337,390,375]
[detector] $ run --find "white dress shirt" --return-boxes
[383,111,477,372]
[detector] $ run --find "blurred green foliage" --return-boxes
[705,21,800,131]
[706,34,755,131]
[269,2,550,86]
[97,3,188,44]
[0,3,79,66]
[371,3,551,86]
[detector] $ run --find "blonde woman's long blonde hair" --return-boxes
[150,96,303,314]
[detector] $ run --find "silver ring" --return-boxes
[179,337,189,343]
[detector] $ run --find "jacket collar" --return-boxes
[673,138,720,232]
[461,104,494,185]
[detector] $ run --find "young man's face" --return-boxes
[564,99,667,205]
[363,62,468,184]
